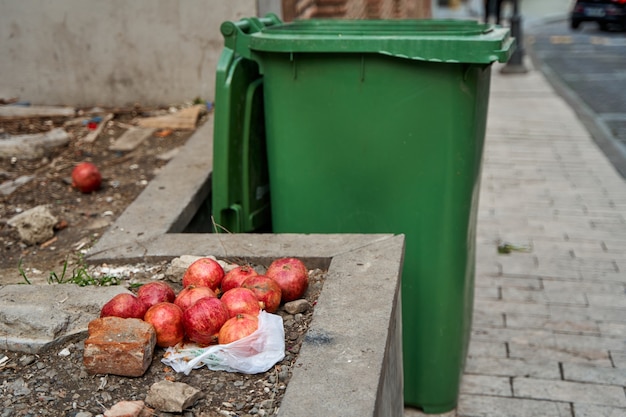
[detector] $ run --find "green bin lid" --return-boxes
[221,16,515,64]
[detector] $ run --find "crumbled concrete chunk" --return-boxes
[145,380,203,413]
[7,204,58,245]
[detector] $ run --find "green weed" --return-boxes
[18,255,121,287]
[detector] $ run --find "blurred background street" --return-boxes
[437,0,626,178]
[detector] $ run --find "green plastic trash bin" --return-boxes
[212,15,513,413]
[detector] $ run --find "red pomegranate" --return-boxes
[221,265,258,293]
[218,313,259,345]
[143,302,185,348]
[71,162,102,193]
[220,287,262,318]
[100,293,148,319]
[174,285,217,311]
[136,281,176,309]
[182,297,229,346]
[266,258,308,302]
[242,275,282,313]
[182,258,224,291]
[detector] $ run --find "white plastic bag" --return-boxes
[162,311,285,375]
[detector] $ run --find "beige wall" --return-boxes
[0,0,433,107]
[0,0,259,107]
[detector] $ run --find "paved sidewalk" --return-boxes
[406,59,626,416]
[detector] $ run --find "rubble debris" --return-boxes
[0,284,131,353]
[85,217,111,231]
[284,299,311,315]
[0,174,35,196]
[163,255,202,281]
[39,235,58,249]
[0,97,19,105]
[0,105,75,120]
[7,204,58,245]
[154,128,173,137]
[83,317,156,377]
[104,400,154,417]
[108,127,155,152]
[145,380,203,413]
[136,104,205,130]
[156,147,180,161]
[164,255,237,282]
[82,113,114,143]
[0,128,69,159]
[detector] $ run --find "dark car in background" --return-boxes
[570,0,626,30]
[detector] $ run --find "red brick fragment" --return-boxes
[104,400,154,417]
[83,317,156,377]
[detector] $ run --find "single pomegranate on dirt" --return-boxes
[242,275,282,313]
[143,302,185,348]
[174,285,217,311]
[100,293,148,319]
[182,297,229,346]
[137,281,176,309]
[220,287,262,318]
[266,257,308,302]
[221,265,258,293]
[182,258,225,292]
[71,162,102,193]
[218,313,259,345]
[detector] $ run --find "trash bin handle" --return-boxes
[220,14,283,58]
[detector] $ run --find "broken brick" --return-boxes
[104,400,154,417]
[83,317,156,377]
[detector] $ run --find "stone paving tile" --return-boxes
[611,351,626,368]
[473,299,550,316]
[505,313,600,335]
[488,255,537,276]
[587,293,626,309]
[508,342,613,366]
[535,257,620,278]
[578,270,626,283]
[499,287,545,304]
[475,263,500,279]
[603,239,626,252]
[600,322,626,338]
[471,326,557,347]
[563,362,626,386]
[473,285,500,300]
[467,340,508,359]
[472,309,505,328]
[572,247,625,262]
[460,374,512,397]
[464,356,560,380]
[611,260,626,274]
[554,333,625,352]
[542,278,625,295]
[475,275,543,291]
[456,395,572,417]
[550,304,626,323]
[542,288,590,306]
[404,407,456,417]
[513,377,626,407]
[572,404,626,417]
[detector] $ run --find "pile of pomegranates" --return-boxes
[99,257,309,349]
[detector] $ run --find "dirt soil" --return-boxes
[0,106,205,282]
[0,268,325,417]
[0,107,327,416]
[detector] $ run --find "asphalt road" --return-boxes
[526,19,626,177]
